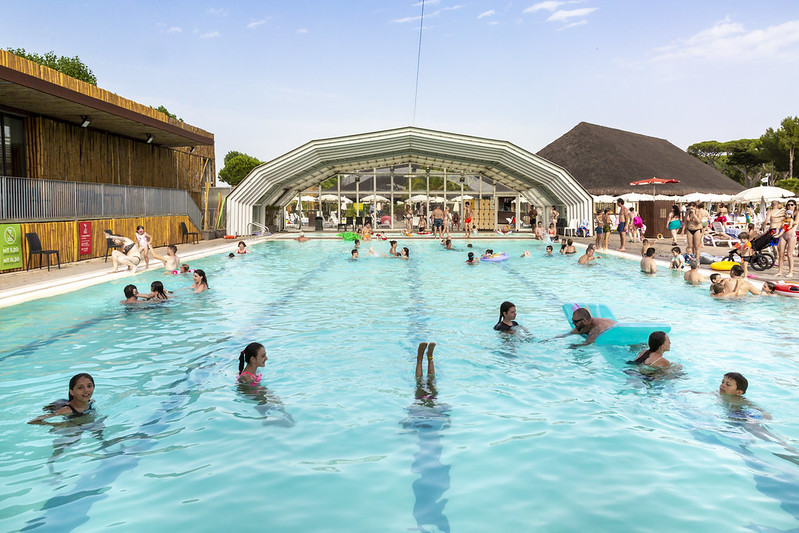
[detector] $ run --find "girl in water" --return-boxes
[628,331,680,370]
[191,269,209,293]
[236,241,249,254]
[142,280,171,300]
[29,373,95,424]
[493,301,529,334]
[238,342,267,384]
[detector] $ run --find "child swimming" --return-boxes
[28,373,95,424]
[238,342,267,384]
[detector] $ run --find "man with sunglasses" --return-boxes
[566,308,617,346]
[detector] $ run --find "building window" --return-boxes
[1,113,26,177]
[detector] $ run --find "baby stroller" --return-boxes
[724,230,777,271]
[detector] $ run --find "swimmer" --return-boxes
[466,252,478,264]
[627,331,680,370]
[295,232,309,242]
[350,249,359,259]
[520,251,531,258]
[564,307,616,345]
[354,239,360,249]
[545,245,554,256]
[493,301,530,335]
[683,259,703,284]
[238,342,267,385]
[467,243,473,248]
[399,247,410,260]
[562,239,576,255]
[179,263,191,274]
[443,238,454,250]
[719,372,748,397]
[120,284,141,304]
[136,225,152,269]
[29,373,95,424]
[140,280,171,300]
[388,240,399,257]
[723,264,761,297]
[670,246,684,270]
[191,269,209,293]
[640,247,657,274]
[577,245,596,264]
[150,244,180,272]
[415,341,436,381]
[236,241,249,254]
[228,253,235,258]
[481,249,494,260]
[710,282,730,298]
[761,281,777,295]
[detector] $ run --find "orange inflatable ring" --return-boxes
[223,235,236,239]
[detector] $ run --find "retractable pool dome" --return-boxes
[226,126,592,234]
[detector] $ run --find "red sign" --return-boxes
[79,221,92,255]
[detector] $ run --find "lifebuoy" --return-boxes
[774,283,799,297]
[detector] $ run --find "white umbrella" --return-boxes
[360,194,389,203]
[619,192,652,202]
[409,194,429,202]
[320,194,340,202]
[592,195,615,203]
[299,195,317,202]
[429,196,446,203]
[731,186,795,203]
[450,195,474,202]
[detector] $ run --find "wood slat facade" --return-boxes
[7,214,201,273]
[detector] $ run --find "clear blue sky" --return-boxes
[3,1,798,179]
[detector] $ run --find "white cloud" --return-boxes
[166,26,182,34]
[394,15,421,24]
[200,31,220,39]
[478,10,495,19]
[247,20,266,29]
[393,3,463,23]
[563,20,588,29]
[651,18,799,64]
[208,8,227,16]
[297,28,308,34]
[547,7,597,22]
[523,1,568,13]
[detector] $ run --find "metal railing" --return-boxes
[0,176,203,230]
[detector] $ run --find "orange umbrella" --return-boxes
[630,177,679,196]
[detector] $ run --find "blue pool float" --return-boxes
[480,252,510,262]
[562,303,671,346]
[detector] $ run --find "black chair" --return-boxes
[25,232,60,271]
[104,229,122,262]
[180,222,199,244]
[341,216,353,232]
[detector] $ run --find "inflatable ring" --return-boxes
[774,282,799,297]
[223,235,237,239]
[480,252,510,262]
[656,233,664,240]
[710,260,738,271]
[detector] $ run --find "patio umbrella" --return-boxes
[428,196,446,203]
[619,192,652,203]
[450,195,474,202]
[320,194,341,202]
[630,177,679,196]
[731,186,795,203]
[409,194,429,203]
[360,194,389,203]
[592,195,615,203]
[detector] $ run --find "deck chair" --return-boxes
[25,232,60,271]
[560,218,579,237]
[180,222,199,244]
[705,224,739,248]
[104,229,122,262]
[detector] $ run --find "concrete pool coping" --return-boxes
[0,229,783,308]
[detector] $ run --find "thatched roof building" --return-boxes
[537,122,744,196]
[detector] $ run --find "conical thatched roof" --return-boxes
[537,122,744,196]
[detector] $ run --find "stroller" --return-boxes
[724,230,778,271]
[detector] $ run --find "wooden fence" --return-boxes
[4,215,201,273]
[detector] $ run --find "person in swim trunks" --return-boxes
[616,198,629,251]
[431,204,444,239]
[150,244,180,272]
[29,373,95,424]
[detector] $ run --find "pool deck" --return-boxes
[0,229,788,308]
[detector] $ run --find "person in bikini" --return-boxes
[684,202,703,257]
[627,331,680,371]
[238,342,267,385]
[776,200,797,277]
[601,209,612,251]
[110,235,142,273]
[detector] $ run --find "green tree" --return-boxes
[775,178,799,195]
[778,116,799,180]
[687,140,728,171]
[218,151,263,187]
[725,139,769,187]
[153,105,183,122]
[6,47,97,85]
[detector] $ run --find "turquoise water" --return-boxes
[2,238,799,532]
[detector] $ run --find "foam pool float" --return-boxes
[562,303,671,345]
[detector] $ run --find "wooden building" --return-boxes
[0,50,215,272]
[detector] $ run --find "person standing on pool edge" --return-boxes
[616,198,629,252]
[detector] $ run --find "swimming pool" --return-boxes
[2,238,799,532]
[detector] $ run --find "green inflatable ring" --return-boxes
[337,232,359,241]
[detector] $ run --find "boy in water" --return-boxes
[545,245,554,256]
[670,246,684,270]
[719,372,748,396]
[150,244,180,272]
[640,247,657,273]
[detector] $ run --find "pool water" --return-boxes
[2,238,799,532]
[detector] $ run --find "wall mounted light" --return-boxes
[80,116,91,128]
[145,133,154,144]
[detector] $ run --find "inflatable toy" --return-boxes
[774,282,799,297]
[562,302,671,346]
[710,261,738,271]
[480,252,510,262]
